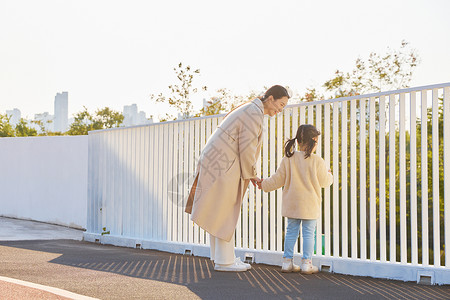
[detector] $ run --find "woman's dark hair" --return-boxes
[259,85,291,102]
[284,124,320,159]
[225,85,290,118]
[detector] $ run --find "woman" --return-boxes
[185,85,290,272]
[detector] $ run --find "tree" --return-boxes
[301,40,420,100]
[151,62,207,121]
[15,118,37,137]
[67,107,93,135]
[67,107,124,135]
[30,119,57,136]
[195,88,236,117]
[299,88,325,102]
[295,41,422,259]
[195,88,261,117]
[0,114,15,137]
[94,107,124,129]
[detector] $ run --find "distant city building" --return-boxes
[54,92,68,132]
[137,111,150,124]
[5,108,21,126]
[33,112,54,133]
[123,104,152,126]
[123,104,137,127]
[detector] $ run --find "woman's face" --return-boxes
[264,96,289,117]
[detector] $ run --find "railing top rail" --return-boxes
[89,82,450,135]
[89,112,227,135]
[287,82,450,108]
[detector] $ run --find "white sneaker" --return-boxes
[300,258,319,274]
[214,261,248,272]
[235,257,251,270]
[281,258,301,273]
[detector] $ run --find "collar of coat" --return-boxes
[252,98,264,114]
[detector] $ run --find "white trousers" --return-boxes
[209,232,235,265]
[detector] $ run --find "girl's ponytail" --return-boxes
[286,124,321,159]
[284,138,297,158]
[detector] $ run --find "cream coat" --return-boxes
[261,151,333,219]
[186,99,264,242]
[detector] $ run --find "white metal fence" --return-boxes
[85,83,450,284]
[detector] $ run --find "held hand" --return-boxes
[250,177,261,188]
[250,178,259,187]
[256,179,263,190]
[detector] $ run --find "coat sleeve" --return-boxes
[239,108,262,180]
[317,157,333,188]
[261,157,287,192]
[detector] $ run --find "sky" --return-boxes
[1,0,449,121]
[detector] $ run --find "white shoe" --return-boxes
[281,258,301,273]
[214,261,248,272]
[300,258,318,274]
[235,257,251,270]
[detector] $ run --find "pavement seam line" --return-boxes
[0,276,99,300]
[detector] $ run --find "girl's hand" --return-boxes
[250,178,260,187]
[256,179,263,190]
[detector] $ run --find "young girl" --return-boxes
[258,124,333,274]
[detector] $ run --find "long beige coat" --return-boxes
[186,99,264,242]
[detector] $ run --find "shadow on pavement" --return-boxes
[1,239,449,300]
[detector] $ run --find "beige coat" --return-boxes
[261,151,333,219]
[186,99,264,241]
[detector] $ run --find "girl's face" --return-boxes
[311,136,318,153]
[263,96,289,117]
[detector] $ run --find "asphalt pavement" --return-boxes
[1,217,449,300]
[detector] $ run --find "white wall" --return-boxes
[0,136,88,229]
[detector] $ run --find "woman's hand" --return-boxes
[250,177,263,189]
[256,179,263,190]
[250,177,261,188]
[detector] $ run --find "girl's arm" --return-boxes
[317,158,333,188]
[261,157,287,192]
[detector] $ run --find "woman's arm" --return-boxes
[238,108,263,180]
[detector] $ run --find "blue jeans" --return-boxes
[283,218,317,260]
